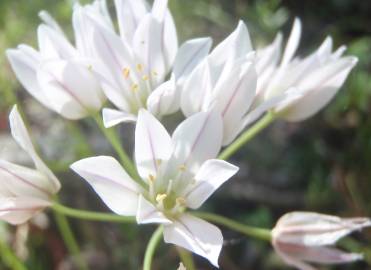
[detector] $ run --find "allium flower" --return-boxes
[0,106,60,225]
[6,4,107,120]
[254,18,358,121]
[181,21,259,146]
[94,0,212,127]
[71,109,239,266]
[272,212,371,270]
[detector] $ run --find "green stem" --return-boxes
[53,211,88,270]
[52,203,135,223]
[0,239,28,270]
[177,248,196,270]
[92,113,140,182]
[194,212,272,242]
[218,112,275,160]
[143,226,163,270]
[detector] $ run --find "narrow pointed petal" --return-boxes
[163,214,223,267]
[135,110,172,181]
[208,20,252,81]
[281,18,301,66]
[136,195,172,224]
[163,11,178,70]
[102,108,137,128]
[9,106,60,192]
[152,0,168,21]
[213,60,257,145]
[0,197,51,225]
[181,59,213,117]
[114,0,148,41]
[38,10,64,35]
[147,76,179,116]
[37,24,76,60]
[282,57,357,121]
[172,111,223,171]
[71,156,141,216]
[133,14,166,86]
[173,37,212,84]
[184,159,238,209]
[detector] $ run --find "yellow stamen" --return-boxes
[176,197,186,206]
[136,64,143,72]
[156,159,162,166]
[122,67,130,79]
[178,164,187,172]
[131,84,139,92]
[148,174,156,182]
[142,75,149,81]
[152,70,158,76]
[156,193,167,202]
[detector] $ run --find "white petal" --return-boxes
[37,59,104,119]
[208,20,252,82]
[37,24,76,60]
[136,195,172,224]
[213,61,257,146]
[133,14,166,86]
[135,110,172,181]
[282,57,357,121]
[181,59,213,117]
[102,108,137,128]
[9,106,60,192]
[6,46,54,110]
[173,37,212,85]
[147,76,179,116]
[38,10,64,35]
[91,22,136,110]
[163,11,178,71]
[0,160,53,200]
[71,156,141,216]
[184,159,238,209]
[0,197,51,225]
[163,214,223,267]
[114,0,148,42]
[172,111,223,172]
[151,0,168,21]
[281,18,302,66]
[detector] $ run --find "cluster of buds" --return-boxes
[2,0,368,269]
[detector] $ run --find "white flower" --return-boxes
[255,18,358,121]
[0,106,60,225]
[92,0,212,127]
[71,109,239,267]
[6,3,107,120]
[181,21,268,146]
[272,212,371,270]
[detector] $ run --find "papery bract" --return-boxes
[71,109,239,267]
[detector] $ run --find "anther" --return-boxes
[156,193,167,203]
[136,64,143,72]
[176,197,186,206]
[156,159,162,166]
[152,70,158,76]
[148,174,156,182]
[178,164,187,172]
[142,75,149,81]
[131,84,139,92]
[122,67,130,79]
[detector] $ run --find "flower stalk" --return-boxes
[218,112,275,160]
[53,210,88,270]
[0,239,28,270]
[92,113,141,182]
[194,212,272,242]
[143,226,164,270]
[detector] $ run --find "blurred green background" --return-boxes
[1,0,371,269]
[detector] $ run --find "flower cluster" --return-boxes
[2,0,369,269]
